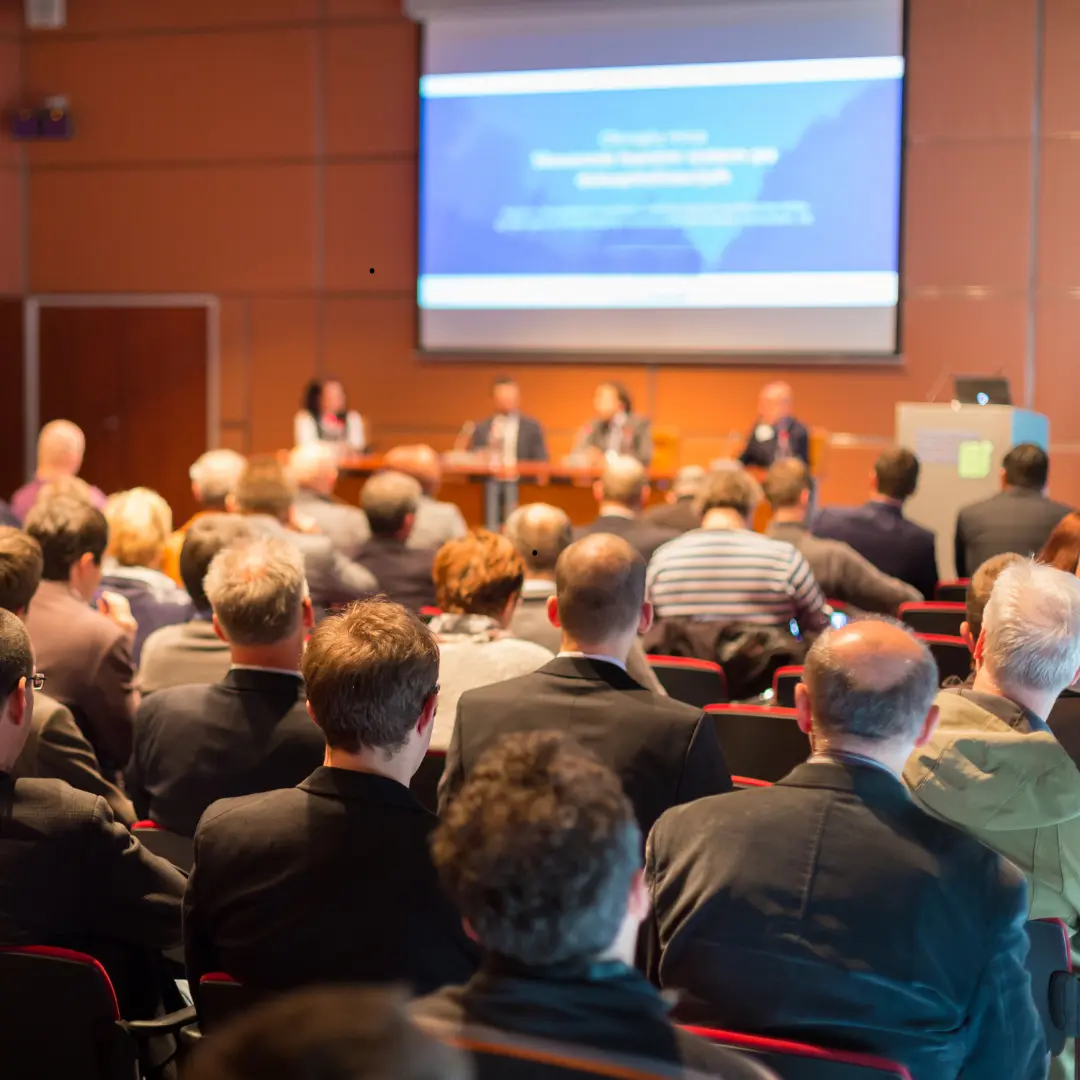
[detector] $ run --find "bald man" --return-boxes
[739,381,810,469]
[381,445,466,552]
[438,533,731,837]
[289,443,371,561]
[11,420,106,523]
[648,617,1044,1080]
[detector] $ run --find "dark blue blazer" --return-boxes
[739,418,810,468]
[470,414,549,462]
[812,500,938,600]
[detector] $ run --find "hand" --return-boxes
[288,507,321,535]
[98,590,138,636]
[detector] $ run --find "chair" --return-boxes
[917,635,973,685]
[0,945,194,1080]
[732,776,774,789]
[705,705,810,783]
[772,666,804,709]
[683,1026,911,1079]
[898,602,965,637]
[647,656,729,708]
[419,606,443,623]
[132,820,195,874]
[198,973,265,1035]
[934,580,969,603]
[411,749,446,813]
[1025,919,1080,1056]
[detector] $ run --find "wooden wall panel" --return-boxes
[1034,293,1080,442]
[0,299,24,497]
[0,168,21,295]
[1037,141,1080,287]
[50,0,320,34]
[218,299,251,427]
[1042,0,1080,135]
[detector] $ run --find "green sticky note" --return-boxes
[958,440,994,479]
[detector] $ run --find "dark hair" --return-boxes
[967,552,1024,639]
[695,467,763,520]
[874,447,920,501]
[25,497,108,581]
[184,986,470,1080]
[0,608,34,703]
[233,457,294,521]
[1004,443,1050,491]
[432,731,640,966]
[302,378,346,423]
[0,528,44,614]
[433,530,524,619]
[555,535,645,643]
[601,381,632,413]
[763,459,810,509]
[179,515,254,611]
[1039,512,1080,574]
[492,376,517,390]
[302,599,439,754]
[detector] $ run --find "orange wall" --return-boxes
[10,0,1080,505]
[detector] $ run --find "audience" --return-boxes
[956,443,1071,579]
[958,552,1024,657]
[812,447,938,600]
[1,527,134,824]
[162,448,246,585]
[647,467,828,633]
[184,599,477,1002]
[504,502,665,694]
[764,459,919,613]
[288,442,371,560]
[126,537,323,836]
[1038,510,1080,575]
[905,560,1080,926]
[439,533,731,836]
[355,470,438,612]
[576,455,678,562]
[383,444,468,550]
[415,732,763,1080]
[428,530,552,747]
[648,618,1046,1080]
[11,419,106,522]
[101,487,195,663]
[229,456,376,613]
[24,496,138,772]
[139,514,253,694]
[642,464,704,533]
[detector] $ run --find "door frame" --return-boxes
[22,293,220,482]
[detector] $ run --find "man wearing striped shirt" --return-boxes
[646,466,829,635]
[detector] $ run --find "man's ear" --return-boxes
[959,621,976,655]
[301,596,315,630]
[592,480,604,504]
[547,595,562,629]
[462,919,480,944]
[640,484,651,509]
[973,626,987,666]
[627,868,650,923]
[637,600,654,636]
[794,682,813,735]
[417,691,438,735]
[212,612,229,645]
[6,679,28,729]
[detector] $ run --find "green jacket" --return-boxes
[904,687,1080,927]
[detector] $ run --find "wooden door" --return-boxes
[38,306,208,522]
[0,300,24,503]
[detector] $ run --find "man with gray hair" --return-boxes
[288,442,371,560]
[125,536,323,836]
[906,559,1080,928]
[649,617,1045,1080]
[643,464,705,534]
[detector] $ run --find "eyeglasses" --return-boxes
[428,683,441,699]
[29,673,46,691]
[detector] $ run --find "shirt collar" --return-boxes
[557,651,626,672]
[230,664,303,679]
[521,578,556,599]
[807,750,898,777]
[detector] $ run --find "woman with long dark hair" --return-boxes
[294,378,366,453]
[1037,511,1080,574]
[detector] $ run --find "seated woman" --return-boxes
[294,378,366,455]
[101,487,195,664]
[428,530,553,749]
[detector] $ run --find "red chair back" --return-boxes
[916,635,973,685]
[132,820,194,873]
[934,580,969,603]
[898,602,965,638]
[410,749,447,813]
[646,656,728,708]
[705,705,810,783]
[198,973,265,1034]
[772,666,804,709]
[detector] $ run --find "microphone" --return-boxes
[924,366,953,403]
[453,420,476,453]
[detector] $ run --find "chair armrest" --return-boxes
[1050,971,1080,1037]
[121,1004,197,1038]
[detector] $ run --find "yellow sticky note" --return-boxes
[958,440,994,479]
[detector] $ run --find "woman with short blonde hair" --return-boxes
[106,487,173,568]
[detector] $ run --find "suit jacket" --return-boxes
[575,513,678,564]
[184,767,478,1003]
[11,692,135,826]
[647,761,1046,1080]
[25,579,139,772]
[125,668,325,837]
[406,495,468,552]
[470,414,549,462]
[294,487,372,561]
[137,618,231,694]
[812,500,938,600]
[739,417,810,469]
[576,415,653,465]
[355,536,437,612]
[438,656,732,838]
[643,498,700,535]
[954,487,1072,578]
[11,476,107,522]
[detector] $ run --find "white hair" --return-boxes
[982,560,1080,696]
[189,449,246,506]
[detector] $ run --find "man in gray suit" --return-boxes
[954,443,1072,578]
[504,502,666,696]
[383,445,467,551]
[288,443,371,560]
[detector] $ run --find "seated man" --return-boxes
[139,514,253,693]
[738,381,810,468]
[382,445,467,551]
[355,471,437,612]
[439,533,731,838]
[414,732,765,1080]
[958,552,1023,659]
[575,455,678,563]
[647,467,828,634]
[764,459,919,614]
[184,599,478,1001]
[126,537,324,836]
[288,442,372,560]
[906,560,1080,927]
[643,465,704,534]
[649,618,1046,1080]
[813,447,938,600]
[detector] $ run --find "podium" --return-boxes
[896,402,1050,580]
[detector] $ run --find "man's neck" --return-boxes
[702,508,747,531]
[35,467,72,484]
[559,634,631,665]
[972,667,1055,723]
[524,572,555,585]
[300,482,333,498]
[770,508,806,525]
[869,494,904,508]
[809,732,909,777]
[323,745,414,787]
[599,502,636,520]
[229,642,302,672]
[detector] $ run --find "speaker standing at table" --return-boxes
[574,381,653,466]
[739,381,810,468]
[468,377,549,463]
[294,378,366,455]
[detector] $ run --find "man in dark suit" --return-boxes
[184,599,478,1003]
[812,447,939,600]
[23,496,139,771]
[126,536,324,836]
[288,442,372,560]
[575,455,678,563]
[647,618,1045,1080]
[643,465,704,534]
[468,377,549,463]
[438,533,731,837]
[0,608,185,1017]
[574,382,653,466]
[955,443,1071,578]
[355,471,437,612]
[739,381,810,468]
